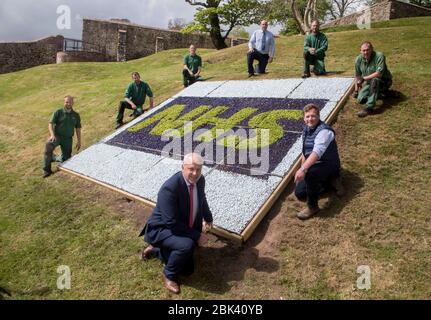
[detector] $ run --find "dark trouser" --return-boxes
[247,50,269,75]
[357,78,392,109]
[152,235,196,281]
[303,52,326,75]
[43,137,73,173]
[116,100,144,124]
[295,162,340,209]
[182,69,199,87]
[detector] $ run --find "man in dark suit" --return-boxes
[139,153,213,294]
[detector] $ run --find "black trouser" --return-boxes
[116,100,143,124]
[247,50,269,74]
[183,69,198,87]
[295,162,340,209]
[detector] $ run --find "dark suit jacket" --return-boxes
[140,171,213,244]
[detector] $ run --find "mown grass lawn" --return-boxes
[0,17,430,299]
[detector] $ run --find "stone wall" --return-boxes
[82,18,248,62]
[0,36,64,74]
[322,0,431,29]
[56,51,106,64]
[389,0,431,19]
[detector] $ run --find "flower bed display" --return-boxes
[61,78,353,241]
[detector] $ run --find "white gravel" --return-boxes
[204,169,281,234]
[287,77,353,101]
[207,79,303,98]
[174,81,227,97]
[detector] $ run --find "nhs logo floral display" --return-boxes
[61,78,353,241]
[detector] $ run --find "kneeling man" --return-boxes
[294,104,343,219]
[139,153,213,294]
[354,41,393,118]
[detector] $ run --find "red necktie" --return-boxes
[189,184,194,228]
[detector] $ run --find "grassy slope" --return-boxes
[0,17,430,299]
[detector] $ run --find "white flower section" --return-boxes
[101,98,175,143]
[272,138,303,177]
[288,77,353,101]
[208,79,304,98]
[205,169,281,234]
[125,157,212,202]
[174,81,227,97]
[320,101,338,122]
[61,143,126,176]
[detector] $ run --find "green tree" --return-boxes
[263,0,329,35]
[168,18,188,31]
[230,25,250,38]
[184,0,262,49]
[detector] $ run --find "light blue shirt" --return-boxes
[249,29,276,58]
[313,129,335,159]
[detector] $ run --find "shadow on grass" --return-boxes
[186,242,279,294]
[317,168,364,219]
[324,71,346,76]
[372,90,407,116]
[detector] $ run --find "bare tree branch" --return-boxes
[185,0,209,8]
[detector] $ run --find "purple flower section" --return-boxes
[106,97,327,178]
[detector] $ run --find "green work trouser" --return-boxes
[357,78,392,109]
[116,100,144,124]
[43,136,72,173]
[304,52,326,74]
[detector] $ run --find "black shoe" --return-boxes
[248,73,255,78]
[115,122,124,129]
[302,73,311,79]
[357,109,372,118]
[352,91,359,99]
[43,170,52,178]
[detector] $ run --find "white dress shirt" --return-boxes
[248,29,276,58]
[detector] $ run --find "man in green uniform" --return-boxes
[182,45,202,88]
[302,20,328,78]
[116,72,154,129]
[354,41,393,118]
[43,95,81,178]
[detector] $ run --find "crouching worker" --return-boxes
[139,153,213,294]
[115,72,154,129]
[294,104,344,220]
[42,95,81,178]
[354,41,393,118]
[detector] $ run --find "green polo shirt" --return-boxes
[125,81,153,108]
[304,32,328,58]
[50,108,81,138]
[184,54,202,74]
[355,51,392,82]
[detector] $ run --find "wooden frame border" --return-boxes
[60,80,354,244]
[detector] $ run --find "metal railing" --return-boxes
[63,38,104,53]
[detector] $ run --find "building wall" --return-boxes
[322,0,431,29]
[56,51,106,64]
[82,19,248,62]
[389,0,431,19]
[0,36,64,74]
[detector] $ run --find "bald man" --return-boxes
[139,153,213,294]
